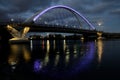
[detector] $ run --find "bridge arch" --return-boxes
[31,5,95,30]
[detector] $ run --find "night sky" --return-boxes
[0,0,120,32]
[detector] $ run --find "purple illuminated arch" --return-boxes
[33,5,95,30]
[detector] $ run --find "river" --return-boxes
[0,39,120,80]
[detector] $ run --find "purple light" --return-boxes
[72,42,95,74]
[80,42,95,67]
[34,59,42,73]
[33,5,95,30]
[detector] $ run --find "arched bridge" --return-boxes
[25,5,95,30]
[6,5,102,40]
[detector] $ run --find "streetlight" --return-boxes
[11,18,14,22]
[44,21,47,24]
[98,22,102,26]
[97,21,103,31]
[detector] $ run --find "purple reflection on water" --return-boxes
[33,41,96,78]
[73,42,95,72]
[48,41,96,77]
[33,59,42,73]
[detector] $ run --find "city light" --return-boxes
[97,20,103,31]
[11,18,14,22]
[98,22,102,26]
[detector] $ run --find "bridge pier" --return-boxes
[82,34,96,40]
[97,31,103,39]
[81,31,103,40]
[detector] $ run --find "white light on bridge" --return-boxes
[11,18,14,22]
[44,21,48,24]
[97,20,103,31]
[97,20,103,26]
[65,24,68,27]
[98,22,102,26]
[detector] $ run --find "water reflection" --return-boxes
[8,44,31,70]
[0,40,97,80]
[30,40,33,51]
[97,39,103,65]
[31,40,96,78]
[44,40,50,66]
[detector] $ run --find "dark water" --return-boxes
[0,39,120,80]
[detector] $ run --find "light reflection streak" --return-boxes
[65,54,70,65]
[63,40,70,64]
[73,45,77,58]
[8,44,31,66]
[97,39,103,64]
[8,44,20,71]
[54,54,59,66]
[23,46,31,62]
[73,44,77,51]
[73,44,77,58]
[66,46,70,54]
[53,40,56,50]
[8,55,18,66]
[30,40,33,51]
[63,39,66,52]
[32,40,96,77]
[46,40,50,53]
[43,40,50,66]
[8,53,18,71]
[42,40,45,50]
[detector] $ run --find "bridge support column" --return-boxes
[6,25,30,42]
[97,31,103,39]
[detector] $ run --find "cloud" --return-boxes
[102,0,120,3]
[0,0,120,32]
[0,0,55,21]
[110,9,120,15]
[87,2,113,14]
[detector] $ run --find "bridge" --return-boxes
[0,5,115,41]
